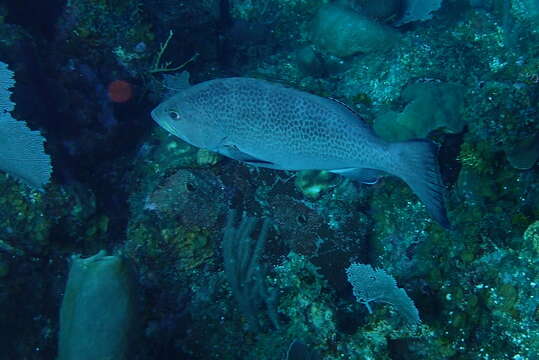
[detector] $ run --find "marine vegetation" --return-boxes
[0,0,537,359]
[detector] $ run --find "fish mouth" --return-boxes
[160,122,175,134]
[150,107,160,123]
[151,107,175,134]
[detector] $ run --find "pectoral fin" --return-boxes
[222,145,275,165]
[331,168,385,184]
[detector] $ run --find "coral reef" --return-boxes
[0,0,538,359]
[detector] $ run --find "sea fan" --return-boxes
[0,61,51,189]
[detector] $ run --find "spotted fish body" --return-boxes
[151,77,449,228]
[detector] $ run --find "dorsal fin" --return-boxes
[328,97,363,119]
[326,97,374,133]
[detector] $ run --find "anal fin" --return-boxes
[331,168,384,184]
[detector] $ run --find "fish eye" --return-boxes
[168,110,180,121]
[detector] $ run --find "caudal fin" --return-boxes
[390,140,450,229]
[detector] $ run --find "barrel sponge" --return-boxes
[374,82,466,142]
[310,4,398,57]
[0,61,51,189]
[58,251,136,360]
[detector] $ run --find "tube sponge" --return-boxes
[58,251,136,360]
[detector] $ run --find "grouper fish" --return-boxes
[151,76,450,228]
